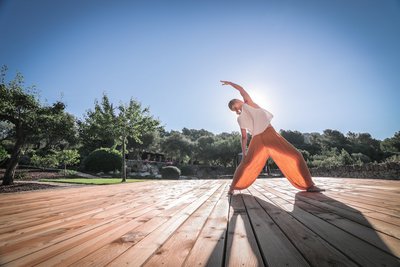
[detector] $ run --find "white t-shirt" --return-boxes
[237,103,274,136]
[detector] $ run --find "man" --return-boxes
[221,80,325,194]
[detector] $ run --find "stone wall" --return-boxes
[309,162,400,180]
[126,160,400,180]
[178,164,236,179]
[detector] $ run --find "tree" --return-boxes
[381,131,400,153]
[115,98,161,182]
[346,131,383,162]
[280,130,305,148]
[127,130,162,159]
[57,149,80,176]
[194,135,216,164]
[161,132,194,164]
[212,134,241,167]
[0,66,76,185]
[320,129,350,151]
[77,93,117,157]
[181,127,214,141]
[78,93,161,182]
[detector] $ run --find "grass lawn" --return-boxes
[39,178,146,185]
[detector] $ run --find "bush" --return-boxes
[160,166,181,179]
[83,148,122,173]
[384,154,400,163]
[31,153,59,168]
[0,146,8,162]
[351,153,371,164]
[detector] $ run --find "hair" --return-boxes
[228,99,239,110]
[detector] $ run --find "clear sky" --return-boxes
[1,0,399,141]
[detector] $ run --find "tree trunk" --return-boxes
[121,135,126,182]
[2,129,25,186]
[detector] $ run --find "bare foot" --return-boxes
[306,185,325,192]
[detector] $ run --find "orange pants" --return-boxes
[231,124,315,190]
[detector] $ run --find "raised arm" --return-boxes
[220,80,258,106]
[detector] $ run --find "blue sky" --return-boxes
[1,0,399,141]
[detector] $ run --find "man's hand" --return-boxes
[220,80,243,90]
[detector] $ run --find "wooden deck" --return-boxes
[0,177,399,266]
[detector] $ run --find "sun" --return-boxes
[244,82,282,116]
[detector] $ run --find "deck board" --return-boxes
[0,177,399,266]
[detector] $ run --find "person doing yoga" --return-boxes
[221,80,325,195]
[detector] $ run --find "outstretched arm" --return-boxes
[220,80,254,105]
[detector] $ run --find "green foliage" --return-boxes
[381,131,400,153]
[128,130,161,158]
[211,135,241,167]
[320,129,350,151]
[78,93,161,157]
[384,154,400,163]
[57,149,80,167]
[310,147,356,168]
[280,130,305,148]
[31,153,59,168]
[83,147,122,172]
[160,165,181,179]
[346,131,383,161]
[351,153,371,164]
[0,66,78,184]
[77,94,116,156]
[298,149,310,162]
[161,132,194,163]
[0,145,8,161]
[181,128,214,141]
[0,66,77,146]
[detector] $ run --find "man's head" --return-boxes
[228,99,244,115]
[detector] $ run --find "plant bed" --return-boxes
[0,182,60,194]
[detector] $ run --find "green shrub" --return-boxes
[384,154,400,163]
[0,146,8,162]
[31,153,59,168]
[83,148,122,172]
[160,166,181,179]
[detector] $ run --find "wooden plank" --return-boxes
[0,180,203,248]
[32,182,225,267]
[69,183,221,267]
[259,181,400,258]
[0,182,155,215]
[224,192,265,266]
[105,182,224,266]
[2,181,216,265]
[254,184,400,266]
[142,183,228,266]
[0,181,205,246]
[247,186,359,267]
[240,190,310,266]
[267,184,400,239]
[182,184,230,267]
[0,180,155,205]
[0,181,173,230]
[295,199,400,258]
[0,183,163,233]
